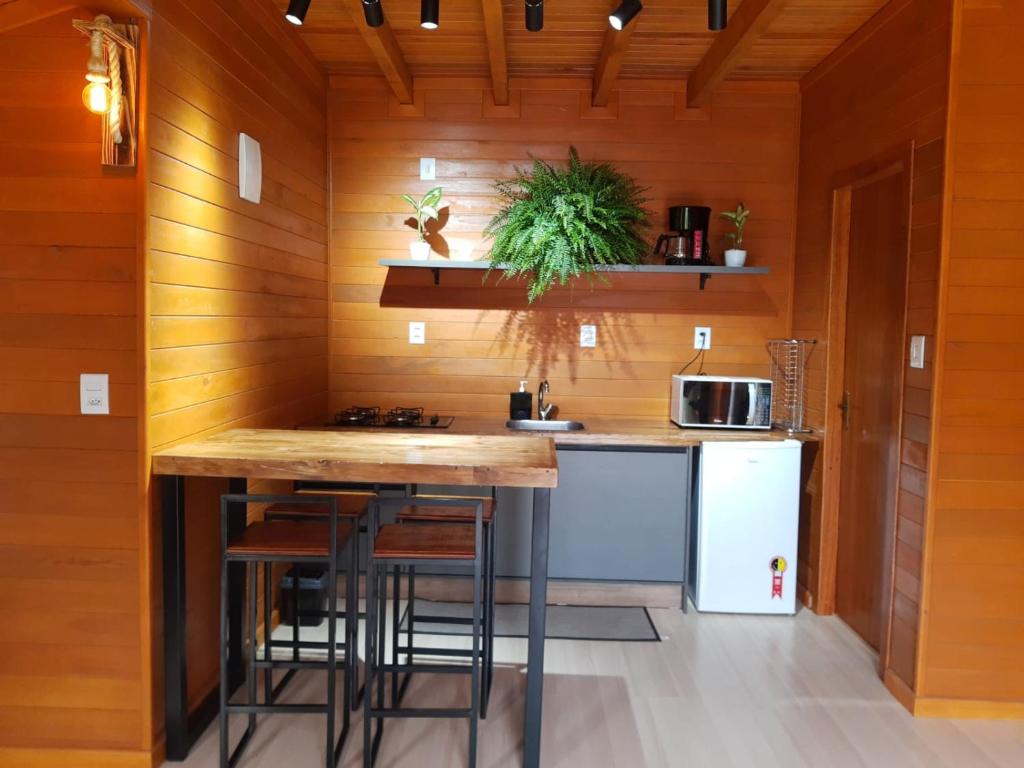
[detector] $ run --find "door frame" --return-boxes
[818,143,914,673]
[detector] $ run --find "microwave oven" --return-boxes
[670,375,773,430]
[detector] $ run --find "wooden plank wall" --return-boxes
[916,0,1024,712]
[146,0,328,729]
[328,77,799,421]
[0,8,147,759]
[793,0,952,689]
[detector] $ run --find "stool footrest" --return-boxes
[398,645,476,658]
[369,707,474,719]
[226,703,328,715]
[380,663,472,675]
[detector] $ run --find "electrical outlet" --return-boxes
[408,321,425,345]
[580,325,597,348]
[909,335,926,369]
[694,326,711,350]
[419,157,436,181]
[80,373,109,415]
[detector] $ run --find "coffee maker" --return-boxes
[653,205,712,265]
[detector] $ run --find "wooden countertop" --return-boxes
[152,428,558,488]
[307,415,818,449]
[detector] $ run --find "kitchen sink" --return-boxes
[506,419,585,432]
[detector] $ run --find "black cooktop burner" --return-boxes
[329,406,453,429]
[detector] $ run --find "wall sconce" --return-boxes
[72,14,140,167]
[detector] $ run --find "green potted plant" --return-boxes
[720,202,750,267]
[402,186,443,260]
[484,147,649,302]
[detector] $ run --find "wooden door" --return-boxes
[834,167,909,651]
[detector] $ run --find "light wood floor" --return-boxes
[174,606,1024,768]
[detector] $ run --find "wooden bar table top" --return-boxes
[152,427,559,487]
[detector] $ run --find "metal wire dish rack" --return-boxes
[767,339,817,433]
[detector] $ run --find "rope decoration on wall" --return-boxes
[72,14,139,166]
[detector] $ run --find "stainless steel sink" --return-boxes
[506,419,585,432]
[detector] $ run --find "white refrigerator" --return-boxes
[689,440,801,614]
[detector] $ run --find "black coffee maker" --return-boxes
[654,206,712,265]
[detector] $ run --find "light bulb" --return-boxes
[83,81,111,114]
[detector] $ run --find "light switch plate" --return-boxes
[580,324,597,348]
[80,373,109,415]
[910,335,926,369]
[419,157,436,181]
[409,321,426,345]
[694,326,711,350]
[238,133,262,203]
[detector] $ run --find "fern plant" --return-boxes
[484,147,649,302]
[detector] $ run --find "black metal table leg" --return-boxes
[523,487,550,768]
[163,474,247,762]
[162,474,188,761]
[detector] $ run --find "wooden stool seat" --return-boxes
[396,498,494,524]
[267,495,370,519]
[226,520,353,558]
[373,523,476,560]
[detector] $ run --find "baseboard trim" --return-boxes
[883,670,1024,720]
[0,747,157,768]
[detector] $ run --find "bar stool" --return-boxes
[392,493,497,716]
[265,492,371,711]
[364,497,487,768]
[219,494,355,768]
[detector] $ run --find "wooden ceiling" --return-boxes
[273,0,888,82]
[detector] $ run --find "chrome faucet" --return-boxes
[538,379,556,420]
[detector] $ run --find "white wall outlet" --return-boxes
[238,133,262,203]
[419,157,436,181]
[694,326,711,350]
[408,321,426,345]
[909,335,926,369]
[80,373,109,415]
[580,324,597,348]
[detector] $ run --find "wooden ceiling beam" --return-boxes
[0,0,75,34]
[480,0,509,105]
[686,0,788,108]
[342,0,414,104]
[592,5,638,107]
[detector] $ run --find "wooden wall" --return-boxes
[0,8,147,761]
[793,0,952,689]
[915,0,1024,714]
[146,0,329,730]
[328,77,799,424]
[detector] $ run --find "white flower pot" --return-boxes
[409,240,432,261]
[724,248,748,268]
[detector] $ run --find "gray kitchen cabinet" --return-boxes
[424,446,690,583]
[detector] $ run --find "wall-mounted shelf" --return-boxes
[378,259,770,290]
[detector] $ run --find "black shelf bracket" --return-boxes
[700,272,710,290]
[431,267,441,286]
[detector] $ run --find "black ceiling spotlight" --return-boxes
[284,0,311,26]
[363,0,384,28]
[609,0,642,31]
[708,0,727,31]
[525,0,543,32]
[421,0,439,29]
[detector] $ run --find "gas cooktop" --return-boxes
[327,406,454,429]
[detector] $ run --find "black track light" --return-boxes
[609,0,642,31]
[285,0,311,25]
[708,0,727,31]
[362,0,384,27]
[421,0,439,29]
[525,0,543,32]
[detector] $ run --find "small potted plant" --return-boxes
[719,203,750,267]
[402,186,443,260]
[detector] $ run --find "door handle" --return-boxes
[839,391,851,431]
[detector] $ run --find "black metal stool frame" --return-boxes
[363,496,486,768]
[219,493,352,768]
[394,490,498,717]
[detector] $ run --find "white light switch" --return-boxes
[694,326,711,350]
[409,321,425,345]
[80,373,109,415]
[238,133,262,203]
[910,335,926,369]
[580,325,597,348]
[419,157,436,181]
